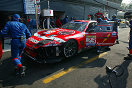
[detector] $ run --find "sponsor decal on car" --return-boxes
[102,34,111,43]
[49,37,66,42]
[112,33,117,36]
[44,32,50,34]
[34,33,41,37]
[36,36,65,43]
[58,30,75,35]
[34,33,65,43]
[28,37,39,44]
[86,35,96,46]
[44,43,58,47]
[47,35,57,37]
[97,43,113,45]
[47,30,56,34]
[65,33,84,39]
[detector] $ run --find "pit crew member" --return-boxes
[111,14,120,44]
[124,19,132,60]
[0,14,31,76]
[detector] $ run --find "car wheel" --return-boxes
[63,39,78,58]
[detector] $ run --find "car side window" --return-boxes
[86,22,97,32]
[106,26,112,32]
[93,25,113,32]
[93,26,103,32]
[102,26,112,32]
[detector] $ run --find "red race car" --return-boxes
[24,20,117,63]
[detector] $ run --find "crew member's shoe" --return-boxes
[127,47,130,50]
[105,47,111,51]
[14,67,19,76]
[124,55,132,60]
[116,40,119,44]
[19,66,26,77]
[128,54,132,57]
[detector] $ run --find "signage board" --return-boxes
[42,9,53,16]
[23,0,40,14]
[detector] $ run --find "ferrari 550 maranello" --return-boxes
[24,20,117,63]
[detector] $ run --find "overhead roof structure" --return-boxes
[92,0,122,10]
[55,0,122,10]
[0,0,122,11]
[0,0,23,11]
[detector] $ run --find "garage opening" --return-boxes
[54,11,65,19]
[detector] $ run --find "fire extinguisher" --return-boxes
[0,37,3,59]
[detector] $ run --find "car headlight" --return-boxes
[36,40,52,46]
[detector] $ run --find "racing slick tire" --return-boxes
[63,39,78,58]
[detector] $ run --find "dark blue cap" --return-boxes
[13,14,20,19]
[13,14,20,21]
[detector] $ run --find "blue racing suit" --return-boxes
[111,17,120,40]
[0,20,31,68]
[28,19,37,35]
[63,17,68,24]
[129,20,132,51]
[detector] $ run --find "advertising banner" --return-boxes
[23,0,40,14]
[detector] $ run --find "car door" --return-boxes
[85,23,117,47]
[95,24,117,46]
[85,22,97,46]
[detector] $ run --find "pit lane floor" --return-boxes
[0,27,132,88]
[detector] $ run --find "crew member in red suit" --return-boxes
[55,17,62,28]
[87,15,91,20]
[95,10,103,20]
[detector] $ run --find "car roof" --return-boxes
[97,24,112,26]
[73,20,97,23]
[72,20,112,26]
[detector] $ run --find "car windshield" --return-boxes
[61,21,88,32]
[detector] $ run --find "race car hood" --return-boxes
[26,28,83,48]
